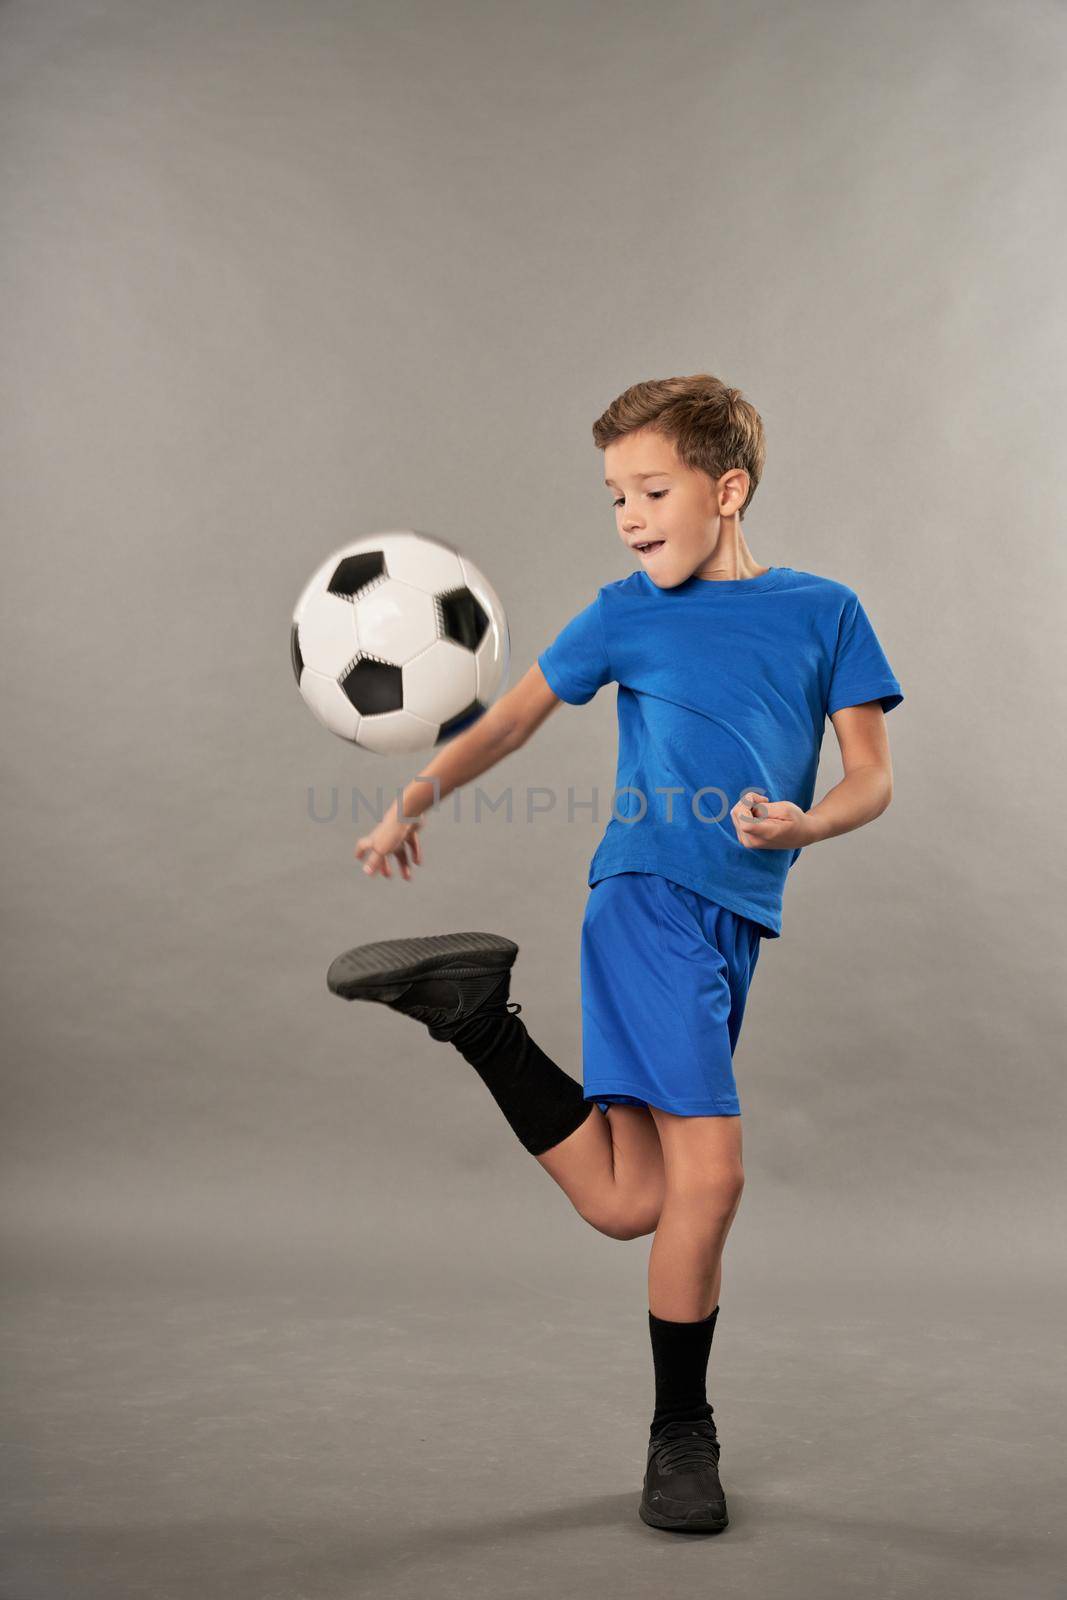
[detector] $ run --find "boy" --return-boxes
[327,373,903,1534]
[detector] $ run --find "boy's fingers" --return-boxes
[358,829,426,878]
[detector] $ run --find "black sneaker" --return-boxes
[326,932,521,1041]
[639,1418,729,1534]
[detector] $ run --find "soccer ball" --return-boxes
[290,529,511,755]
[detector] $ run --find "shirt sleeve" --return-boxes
[827,592,903,716]
[537,591,613,705]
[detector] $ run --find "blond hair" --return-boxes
[591,373,766,520]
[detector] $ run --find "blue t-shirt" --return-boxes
[536,565,903,939]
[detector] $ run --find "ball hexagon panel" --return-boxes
[402,638,479,726]
[355,707,441,756]
[299,668,360,741]
[354,578,438,663]
[370,530,467,593]
[293,588,359,680]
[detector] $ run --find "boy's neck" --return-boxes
[691,519,768,582]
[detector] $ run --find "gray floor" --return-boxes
[3,1222,1064,1600]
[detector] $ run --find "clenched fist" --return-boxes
[731,789,813,851]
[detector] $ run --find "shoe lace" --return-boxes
[651,1422,720,1474]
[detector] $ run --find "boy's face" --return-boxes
[603,428,746,588]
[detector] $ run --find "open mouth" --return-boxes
[634,540,665,556]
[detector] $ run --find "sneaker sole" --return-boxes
[327,932,519,1000]
[638,1498,729,1534]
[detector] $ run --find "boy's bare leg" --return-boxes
[535,1103,666,1241]
[645,1109,745,1319]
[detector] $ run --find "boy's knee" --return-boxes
[668,1163,744,1215]
[579,1197,658,1241]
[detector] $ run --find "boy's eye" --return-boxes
[612,490,668,508]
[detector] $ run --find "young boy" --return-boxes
[327,373,903,1535]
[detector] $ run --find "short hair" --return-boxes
[592,373,766,521]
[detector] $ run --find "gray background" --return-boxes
[3,1,1065,1596]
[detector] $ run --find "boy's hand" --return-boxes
[732,789,813,850]
[355,810,424,880]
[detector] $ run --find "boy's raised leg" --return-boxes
[328,931,664,1237]
[535,1100,664,1239]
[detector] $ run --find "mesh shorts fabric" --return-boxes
[579,871,763,1117]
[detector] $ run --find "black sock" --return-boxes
[435,980,595,1157]
[648,1305,719,1437]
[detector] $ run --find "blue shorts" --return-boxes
[579,871,763,1117]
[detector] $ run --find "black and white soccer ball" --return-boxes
[290,530,510,755]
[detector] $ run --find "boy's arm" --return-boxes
[357,663,567,876]
[392,663,562,824]
[804,700,894,844]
